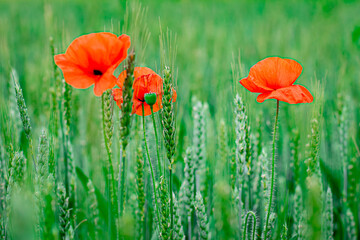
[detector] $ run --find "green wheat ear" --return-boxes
[234,94,252,206]
[119,51,135,217]
[102,89,114,153]
[323,187,334,240]
[337,97,350,205]
[161,67,176,162]
[280,223,288,240]
[234,94,250,238]
[192,100,208,210]
[290,128,300,184]
[194,192,209,240]
[12,68,36,172]
[229,147,237,191]
[57,183,70,240]
[101,89,117,228]
[347,156,357,216]
[9,70,22,146]
[346,208,357,240]
[120,51,135,150]
[35,130,49,187]
[293,184,303,238]
[135,146,145,240]
[234,94,247,191]
[193,100,206,172]
[172,193,185,240]
[305,118,322,184]
[262,212,276,240]
[183,147,194,239]
[7,151,26,189]
[63,79,72,135]
[260,147,273,236]
[159,176,170,240]
[250,116,263,213]
[178,181,187,228]
[87,179,100,240]
[0,214,4,239]
[66,139,76,227]
[34,129,56,240]
[34,130,50,238]
[12,69,31,139]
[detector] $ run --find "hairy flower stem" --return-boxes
[150,106,162,176]
[243,211,257,240]
[264,100,279,239]
[142,104,161,230]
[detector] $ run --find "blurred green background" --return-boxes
[0,0,360,238]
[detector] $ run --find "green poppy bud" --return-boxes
[144,92,157,106]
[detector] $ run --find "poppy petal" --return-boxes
[172,89,177,102]
[116,70,127,88]
[247,57,303,90]
[147,74,163,94]
[256,85,313,104]
[93,72,117,96]
[120,67,160,96]
[54,54,94,88]
[134,67,157,80]
[118,34,131,59]
[152,95,162,113]
[132,99,149,116]
[112,88,123,109]
[132,96,162,116]
[240,76,272,93]
[133,77,148,102]
[133,73,163,101]
[65,32,130,71]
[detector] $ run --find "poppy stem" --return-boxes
[264,100,279,239]
[150,105,163,175]
[142,104,161,231]
[243,211,257,240]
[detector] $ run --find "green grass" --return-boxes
[0,0,360,239]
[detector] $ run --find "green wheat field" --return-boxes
[0,0,360,239]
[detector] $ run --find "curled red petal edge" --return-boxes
[256,85,313,104]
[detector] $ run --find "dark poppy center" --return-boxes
[137,97,145,103]
[93,69,102,76]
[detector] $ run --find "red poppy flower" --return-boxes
[240,57,313,104]
[113,67,177,116]
[54,32,131,97]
